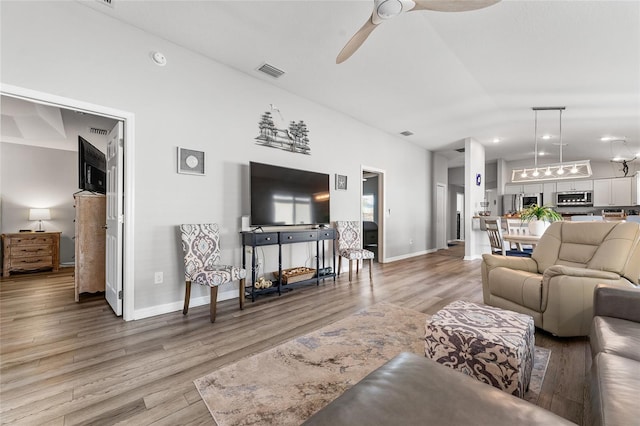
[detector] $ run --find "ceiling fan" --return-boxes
[337,0,501,64]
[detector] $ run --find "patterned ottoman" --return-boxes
[424,300,534,397]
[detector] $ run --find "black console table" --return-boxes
[241,228,336,302]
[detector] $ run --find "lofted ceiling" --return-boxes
[1,96,118,152]
[7,1,640,168]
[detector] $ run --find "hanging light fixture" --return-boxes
[511,107,592,182]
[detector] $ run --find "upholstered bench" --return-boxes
[424,300,535,397]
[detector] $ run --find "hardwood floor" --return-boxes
[0,245,589,425]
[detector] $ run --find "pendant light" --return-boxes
[511,106,592,182]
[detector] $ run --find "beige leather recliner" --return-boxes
[481,221,640,337]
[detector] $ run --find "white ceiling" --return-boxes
[7,0,640,167]
[1,96,117,152]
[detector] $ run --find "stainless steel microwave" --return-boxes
[556,191,593,206]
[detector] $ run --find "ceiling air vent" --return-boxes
[90,127,108,136]
[95,0,114,7]
[257,63,285,79]
[400,130,414,136]
[455,147,465,153]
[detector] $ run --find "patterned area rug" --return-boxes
[194,302,550,426]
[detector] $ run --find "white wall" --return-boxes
[0,143,77,263]
[0,2,434,316]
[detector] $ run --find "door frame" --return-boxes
[1,83,136,320]
[361,165,385,263]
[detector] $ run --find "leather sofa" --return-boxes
[589,285,640,426]
[303,352,575,426]
[481,221,640,337]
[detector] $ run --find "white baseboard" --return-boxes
[463,255,483,261]
[385,248,437,263]
[132,287,239,320]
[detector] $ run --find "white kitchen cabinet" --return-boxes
[556,180,593,192]
[633,173,639,205]
[504,184,523,194]
[543,182,556,206]
[593,177,633,207]
[523,183,543,194]
[504,183,543,195]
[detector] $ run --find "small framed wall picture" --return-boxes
[335,174,347,190]
[177,147,205,175]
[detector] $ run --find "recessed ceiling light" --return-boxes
[492,138,500,143]
[601,136,614,141]
[538,151,545,156]
[542,135,551,140]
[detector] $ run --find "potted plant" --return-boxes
[519,204,563,236]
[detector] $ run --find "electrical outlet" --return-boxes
[154,271,163,284]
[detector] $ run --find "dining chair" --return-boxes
[179,223,246,323]
[505,218,533,250]
[485,219,531,257]
[335,221,374,282]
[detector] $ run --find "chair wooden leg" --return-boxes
[338,256,342,276]
[210,286,219,323]
[369,258,373,280]
[239,278,245,310]
[348,260,353,281]
[356,260,360,274]
[182,280,191,315]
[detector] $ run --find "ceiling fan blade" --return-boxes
[336,15,379,64]
[412,0,501,12]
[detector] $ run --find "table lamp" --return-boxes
[29,208,50,232]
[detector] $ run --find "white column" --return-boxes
[464,138,488,260]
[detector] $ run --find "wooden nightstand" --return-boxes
[1,232,61,277]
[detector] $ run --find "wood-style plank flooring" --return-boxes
[0,244,589,425]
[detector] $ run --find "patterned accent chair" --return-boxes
[179,223,247,323]
[335,221,374,282]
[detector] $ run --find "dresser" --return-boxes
[74,193,106,301]
[1,232,61,277]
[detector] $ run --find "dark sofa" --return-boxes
[303,352,574,425]
[589,284,640,426]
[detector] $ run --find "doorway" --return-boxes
[361,166,385,262]
[456,192,465,240]
[436,183,446,250]
[1,83,135,320]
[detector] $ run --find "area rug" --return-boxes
[195,302,550,426]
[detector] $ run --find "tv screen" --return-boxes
[78,136,106,194]
[250,162,330,227]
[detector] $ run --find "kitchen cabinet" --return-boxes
[593,177,633,207]
[556,180,593,192]
[633,173,639,205]
[543,183,556,206]
[504,183,542,195]
[504,184,523,195]
[523,183,543,194]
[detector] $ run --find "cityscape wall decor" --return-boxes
[255,111,310,155]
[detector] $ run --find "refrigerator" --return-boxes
[502,193,543,215]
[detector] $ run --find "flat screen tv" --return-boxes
[78,136,106,194]
[250,162,330,227]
